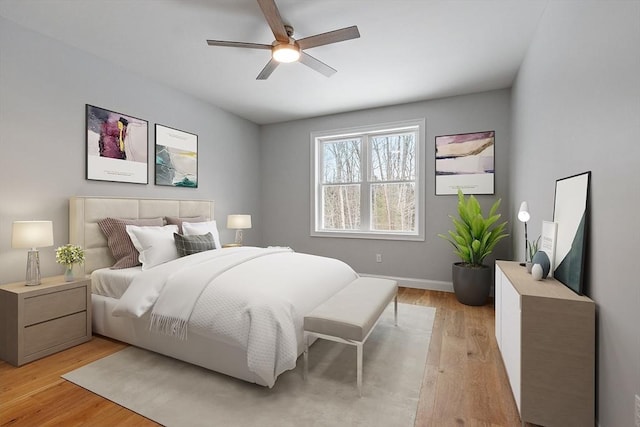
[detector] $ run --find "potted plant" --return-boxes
[55,244,85,282]
[526,236,541,272]
[438,190,508,306]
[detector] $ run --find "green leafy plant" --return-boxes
[527,236,541,263]
[55,244,85,267]
[438,190,509,267]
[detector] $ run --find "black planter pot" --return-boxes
[452,262,492,306]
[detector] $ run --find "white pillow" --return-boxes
[182,220,222,249]
[125,224,179,270]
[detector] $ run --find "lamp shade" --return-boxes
[227,214,252,229]
[517,202,530,223]
[12,221,54,249]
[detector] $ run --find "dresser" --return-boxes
[0,276,92,366]
[495,261,595,427]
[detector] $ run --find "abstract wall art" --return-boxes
[553,171,591,294]
[435,130,495,195]
[86,104,149,184]
[155,124,198,188]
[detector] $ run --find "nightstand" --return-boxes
[0,276,92,366]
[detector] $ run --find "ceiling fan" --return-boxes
[206,0,360,80]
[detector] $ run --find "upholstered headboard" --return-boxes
[69,196,214,275]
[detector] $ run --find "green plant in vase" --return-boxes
[55,244,85,282]
[527,236,541,263]
[438,190,509,267]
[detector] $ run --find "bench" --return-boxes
[303,277,398,396]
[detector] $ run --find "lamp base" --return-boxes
[234,229,244,246]
[25,249,41,286]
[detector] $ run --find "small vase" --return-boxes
[64,266,74,282]
[526,262,533,273]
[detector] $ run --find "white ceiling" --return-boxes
[0,0,548,124]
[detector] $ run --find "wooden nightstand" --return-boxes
[0,276,92,366]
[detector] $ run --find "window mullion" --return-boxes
[360,134,370,231]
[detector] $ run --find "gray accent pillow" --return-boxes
[174,232,215,257]
[165,216,207,234]
[98,217,164,269]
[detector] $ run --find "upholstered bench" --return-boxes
[303,277,398,396]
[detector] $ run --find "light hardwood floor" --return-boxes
[0,288,523,426]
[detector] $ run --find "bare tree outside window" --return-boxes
[321,138,361,229]
[370,133,416,232]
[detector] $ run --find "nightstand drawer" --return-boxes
[23,286,87,326]
[23,311,87,356]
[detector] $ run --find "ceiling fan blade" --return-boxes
[297,26,360,50]
[257,58,279,80]
[257,0,289,43]
[207,40,272,50]
[299,52,337,77]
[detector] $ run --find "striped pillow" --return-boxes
[98,217,164,269]
[173,232,215,257]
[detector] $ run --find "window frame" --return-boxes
[310,119,425,241]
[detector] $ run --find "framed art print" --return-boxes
[435,130,495,195]
[552,171,591,294]
[155,124,198,188]
[86,105,149,184]
[540,220,558,277]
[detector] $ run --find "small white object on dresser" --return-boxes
[0,276,92,366]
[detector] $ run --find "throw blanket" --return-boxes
[112,247,358,386]
[113,247,292,337]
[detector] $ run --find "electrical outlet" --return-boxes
[376,254,382,263]
[635,394,640,427]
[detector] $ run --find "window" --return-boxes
[311,119,425,240]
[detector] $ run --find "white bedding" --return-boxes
[91,266,142,299]
[110,246,358,387]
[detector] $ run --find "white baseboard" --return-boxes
[358,273,454,293]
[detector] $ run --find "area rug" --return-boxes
[63,303,435,427]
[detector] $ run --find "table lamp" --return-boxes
[517,202,530,266]
[12,220,54,286]
[227,214,252,246]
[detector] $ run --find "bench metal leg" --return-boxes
[394,294,398,326]
[303,334,309,381]
[357,342,363,397]
[305,289,397,397]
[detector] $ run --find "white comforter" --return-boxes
[112,247,358,387]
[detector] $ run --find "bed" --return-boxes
[69,196,358,387]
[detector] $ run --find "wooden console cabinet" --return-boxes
[0,276,91,366]
[495,261,595,427]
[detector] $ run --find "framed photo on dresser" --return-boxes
[552,171,591,294]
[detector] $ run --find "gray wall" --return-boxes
[510,2,640,426]
[260,89,512,286]
[0,17,262,284]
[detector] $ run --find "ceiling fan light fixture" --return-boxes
[272,43,300,63]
